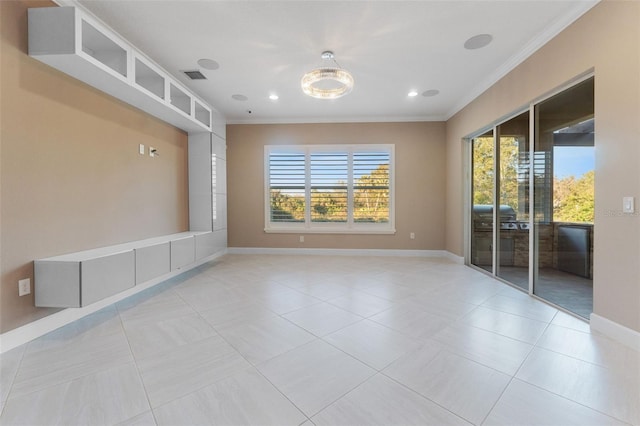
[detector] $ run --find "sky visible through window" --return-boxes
[553,146,595,178]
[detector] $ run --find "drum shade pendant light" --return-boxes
[301,51,354,99]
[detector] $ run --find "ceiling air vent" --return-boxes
[183,70,207,80]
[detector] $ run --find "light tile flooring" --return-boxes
[1,254,638,425]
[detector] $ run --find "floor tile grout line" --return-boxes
[114,304,158,423]
[470,302,558,326]
[478,296,561,323]
[478,371,520,425]
[309,372,383,421]
[248,342,317,424]
[526,343,636,375]
[509,333,636,424]
[4,312,135,403]
[0,344,27,413]
[461,322,542,346]
[114,281,253,419]
[508,376,634,425]
[378,355,475,425]
[318,326,424,373]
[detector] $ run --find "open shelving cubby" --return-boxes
[80,19,128,78]
[28,6,213,133]
[169,82,192,116]
[194,100,212,128]
[134,55,165,100]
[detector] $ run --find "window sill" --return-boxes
[264,227,396,235]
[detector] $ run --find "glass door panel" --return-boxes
[496,112,530,289]
[471,130,495,273]
[533,77,594,318]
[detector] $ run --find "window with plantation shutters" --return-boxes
[268,151,306,223]
[265,145,395,234]
[310,152,348,223]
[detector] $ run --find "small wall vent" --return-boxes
[183,70,207,80]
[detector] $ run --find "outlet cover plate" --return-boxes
[18,278,31,296]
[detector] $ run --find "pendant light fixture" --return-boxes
[301,51,354,99]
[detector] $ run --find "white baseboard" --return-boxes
[227,247,456,258]
[443,251,464,264]
[0,249,227,354]
[590,313,640,352]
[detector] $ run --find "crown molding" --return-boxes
[226,114,446,125]
[444,0,600,121]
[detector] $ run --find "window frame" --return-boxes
[264,144,396,234]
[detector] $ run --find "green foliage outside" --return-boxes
[554,170,594,223]
[472,136,594,223]
[472,136,521,211]
[271,164,389,223]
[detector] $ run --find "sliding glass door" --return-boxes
[469,77,594,318]
[496,112,530,288]
[533,78,594,318]
[471,130,494,273]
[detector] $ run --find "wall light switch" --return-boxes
[150,147,156,157]
[623,196,635,213]
[139,144,145,155]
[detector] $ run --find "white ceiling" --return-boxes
[70,0,597,124]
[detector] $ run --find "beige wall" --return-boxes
[0,1,189,333]
[445,1,640,332]
[227,122,446,250]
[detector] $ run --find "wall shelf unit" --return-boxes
[28,6,214,133]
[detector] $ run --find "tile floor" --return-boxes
[1,254,638,426]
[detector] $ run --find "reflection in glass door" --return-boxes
[496,112,530,289]
[533,77,594,318]
[471,130,494,273]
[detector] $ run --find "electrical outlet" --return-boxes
[410,232,415,240]
[299,235,304,243]
[18,278,31,296]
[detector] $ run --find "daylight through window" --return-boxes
[265,145,395,233]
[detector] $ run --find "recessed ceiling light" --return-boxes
[464,34,493,50]
[408,91,418,97]
[422,89,440,97]
[197,58,219,70]
[269,94,279,100]
[232,94,248,101]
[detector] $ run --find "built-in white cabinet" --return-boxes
[28,6,215,133]
[195,232,226,259]
[30,6,229,310]
[170,235,195,271]
[135,242,170,284]
[35,232,221,308]
[35,246,135,308]
[189,132,227,234]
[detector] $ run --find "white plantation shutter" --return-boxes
[310,152,349,223]
[265,145,394,233]
[268,151,306,223]
[353,151,390,223]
